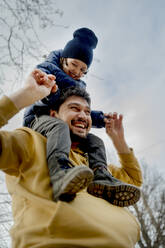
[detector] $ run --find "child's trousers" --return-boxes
[31,115,107,177]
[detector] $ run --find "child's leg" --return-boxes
[31,115,93,202]
[86,133,140,207]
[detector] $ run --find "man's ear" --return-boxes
[50,109,58,117]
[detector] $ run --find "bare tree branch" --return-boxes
[0,0,66,94]
[131,162,165,247]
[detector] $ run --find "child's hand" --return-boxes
[32,69,58,94]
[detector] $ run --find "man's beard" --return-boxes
[70,131,87,142]
[70,131,88,152]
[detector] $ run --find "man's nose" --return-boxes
[77,111,87,119]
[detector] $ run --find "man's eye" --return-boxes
[86,111,91,115]
[71,106,78,111]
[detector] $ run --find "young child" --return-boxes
[23,28,140,206]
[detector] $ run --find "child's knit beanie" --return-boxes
[62,27,98,68]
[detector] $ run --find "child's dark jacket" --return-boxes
[23,50,105,128]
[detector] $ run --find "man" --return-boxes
[0,70,142,248]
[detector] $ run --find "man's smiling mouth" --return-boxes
[71,120,88,129]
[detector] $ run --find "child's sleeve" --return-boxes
[91,110,105,128]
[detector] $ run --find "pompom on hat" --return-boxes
[62,27,98,68]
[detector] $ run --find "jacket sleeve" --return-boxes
[108,149,143,187]
[23,104,36,127]
[0,96,34,176]
[0,128,35,176]
[91,110,105,128]
[0,96,18,128]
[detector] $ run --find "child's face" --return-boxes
[63,58,88,80]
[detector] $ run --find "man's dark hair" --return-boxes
[51,86,91,112]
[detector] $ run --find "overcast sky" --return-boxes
[3,0,165,173]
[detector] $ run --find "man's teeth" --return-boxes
[75,123,85,128]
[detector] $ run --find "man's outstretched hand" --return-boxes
[9,69,58,110]
[25,69,58,100]
[104,112,130,154]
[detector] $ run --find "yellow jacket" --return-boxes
[0,96,142,248]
